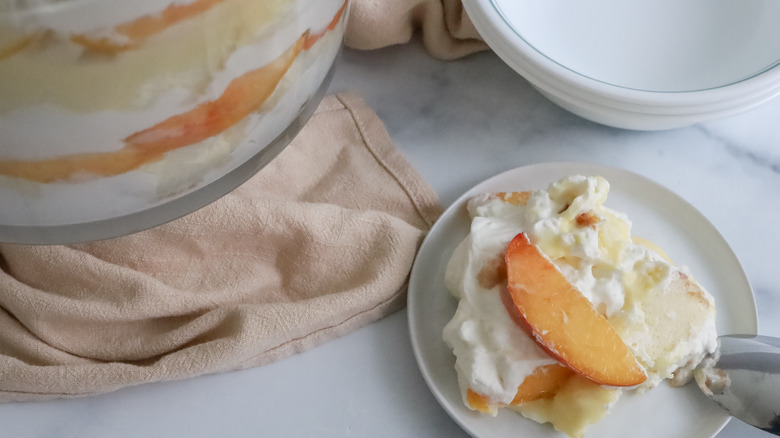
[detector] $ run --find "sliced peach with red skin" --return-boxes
[71,0,226,53]
[466,363,575,413]
[510,363,575,404]
[502,232,647,387]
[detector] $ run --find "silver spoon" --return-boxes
[694,335,780,435]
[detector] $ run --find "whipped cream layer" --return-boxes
[0,0,345,227]
[443,175,718,436]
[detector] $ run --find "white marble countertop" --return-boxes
[2,40,779,438]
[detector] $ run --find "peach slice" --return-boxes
[125,32,305,152]
[303,0,348,50]
[502,232,647,387]
[466,363,575,413]
[0,30,42,60]
[125,0,347,150]
[0,147,157,183]
[0,2,348,183]
[71,0,226,53]
[0,33,304,183]
[496,191,530,206]
[466,389,495,414]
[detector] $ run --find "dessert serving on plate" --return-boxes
[0,0,347,241]
[443,175,718,438]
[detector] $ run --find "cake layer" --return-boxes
[443,175,718,438]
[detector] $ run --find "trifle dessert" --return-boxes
[0,0,347,242]
[443,175,718,438]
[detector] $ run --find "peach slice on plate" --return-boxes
[466,363,575,413]
[502,232,647,387]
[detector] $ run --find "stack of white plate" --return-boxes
[464,0,780,130]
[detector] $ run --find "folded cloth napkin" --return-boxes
[0,93,442,401]
[345,0,488,59]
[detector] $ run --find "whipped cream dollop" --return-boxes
[443,175,718,431]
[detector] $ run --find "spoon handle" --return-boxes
[718,335,780,374]
[697,335,780,435]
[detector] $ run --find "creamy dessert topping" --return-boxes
[443,175,718,437]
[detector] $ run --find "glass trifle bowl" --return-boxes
[0,0,348,243]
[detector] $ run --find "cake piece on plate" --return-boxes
[443,175,717,438]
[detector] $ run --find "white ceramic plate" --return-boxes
[408,162,758,438]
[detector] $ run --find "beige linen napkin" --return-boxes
[345,0,488,59]
[0,93,442,401]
